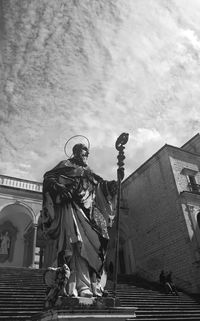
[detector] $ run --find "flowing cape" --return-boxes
[41,160,115,274]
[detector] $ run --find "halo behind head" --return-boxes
[64,135,90,158]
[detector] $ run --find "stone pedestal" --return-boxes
[31,297,137,321]
[32,308,137,321]
[54,296,120,309]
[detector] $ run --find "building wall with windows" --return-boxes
[121,133,200,293]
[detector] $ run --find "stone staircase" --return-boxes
[0,267,45,320]
[113,275,200,320]
[0,267,200,320]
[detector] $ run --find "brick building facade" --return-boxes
[121,133,200,293]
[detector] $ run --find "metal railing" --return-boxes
[0,175,42,192]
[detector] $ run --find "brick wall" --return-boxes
[122,146,200,293]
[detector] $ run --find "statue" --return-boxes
[0,231,10,255]
[41,136,117,303]
[44,264,70,308]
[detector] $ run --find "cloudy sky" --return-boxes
[1,0,200,182]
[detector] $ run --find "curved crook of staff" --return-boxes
[113,132,129,305]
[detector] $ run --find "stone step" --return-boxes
[118,298,197,303]
[0,296,45,300]
[121,303,200,307]
[0,285,45,288]
[0,316,33,321]
[30,309,200,321]
[0,312,39,317]
[136,311,200,315]
[0,308,43,312]
[0,303,199,310]
[126,316,200,321]
[2,308,200,315]
[0,293,44,296]
[0,268,200,321]
[0,286,45,289]
[115,296,191,301]
[119,302,200,307]
[118,299,198,303]
[0,299,44,304]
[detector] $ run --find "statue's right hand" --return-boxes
[55,183,72,201]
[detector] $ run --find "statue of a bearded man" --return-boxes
[41,142,117,299]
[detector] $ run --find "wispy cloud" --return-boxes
[1,0,200,182]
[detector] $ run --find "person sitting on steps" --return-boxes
[165,271,179,296]
[159,270,179,296]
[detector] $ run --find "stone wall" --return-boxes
[122,146,200,292]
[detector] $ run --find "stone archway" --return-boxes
[0,202,36,267]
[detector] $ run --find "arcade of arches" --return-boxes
[0,175,42,268]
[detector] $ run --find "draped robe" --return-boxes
[41,159,115,297]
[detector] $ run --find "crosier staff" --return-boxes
[113,132,129,303]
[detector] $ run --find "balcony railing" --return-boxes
[188,183,200,194]
[0,175,42,192]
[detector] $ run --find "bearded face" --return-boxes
[78,148,89,165]
[72,144,89,166]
